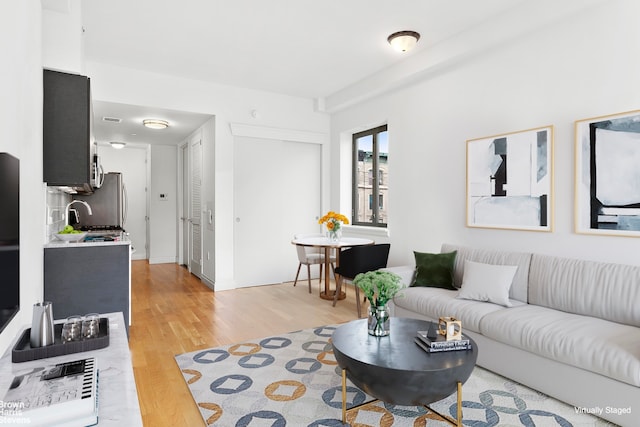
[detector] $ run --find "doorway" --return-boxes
[99,144,149,260]
[178,132,204,279]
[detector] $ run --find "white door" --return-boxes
[234,137,321,287]
[190,136,203,278]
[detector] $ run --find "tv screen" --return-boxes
[0,153,19,333]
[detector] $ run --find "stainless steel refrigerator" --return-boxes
[73,172,127,230]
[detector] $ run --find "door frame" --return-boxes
[229,123,330,288]
[178,141,189,267]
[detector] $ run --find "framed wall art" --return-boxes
[575,109,640,237]
[466,125,554,231]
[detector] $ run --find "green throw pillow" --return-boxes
[411,251,457,290]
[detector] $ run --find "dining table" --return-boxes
[291,235,374,301]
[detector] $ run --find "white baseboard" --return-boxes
[201,275,214,290]
[148,256,177,264]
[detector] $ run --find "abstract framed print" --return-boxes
[466,126,554,231]
[575,109,640,237]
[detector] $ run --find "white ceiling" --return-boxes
[92,101,212,147]
[81,0,526,145]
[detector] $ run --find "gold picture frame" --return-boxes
[575,109,640,237]
[466,125,554,231]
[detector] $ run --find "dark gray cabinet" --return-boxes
[43,69,93,193]
[44,245,130,334]
[0,153,19,333]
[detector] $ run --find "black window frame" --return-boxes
[352,124,388,227]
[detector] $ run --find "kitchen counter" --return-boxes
[0,312,142,426]
[44,231,130,249]
[44,235,132,333]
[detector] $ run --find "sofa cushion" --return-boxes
[457,260,518,307]
[480,304,640,387]
[529,254,640,327]
[441,244,532,303]
[379,266,415,288]
[412,251,457,290]
[392,287,521,333]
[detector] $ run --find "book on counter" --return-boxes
[1,357,98,426]
[415,327,472,353]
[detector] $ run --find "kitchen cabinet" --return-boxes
[44,244,131,334]
[43,69,93,193]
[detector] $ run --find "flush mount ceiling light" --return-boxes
[110,141,126,149]
[387,30,421,52]
[143,119,169,130]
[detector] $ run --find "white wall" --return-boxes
[200,118,216,285]
[331,0,640,268]
[86,62,330,289]
[41,0,83,74]
[149,145,178,264]
[0,1,44,354]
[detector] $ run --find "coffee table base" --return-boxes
[341,369,463,427]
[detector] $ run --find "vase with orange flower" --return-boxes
[318,211,349,242]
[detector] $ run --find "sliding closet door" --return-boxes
[233,137,321,287]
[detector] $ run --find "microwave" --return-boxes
[91,155,105,189]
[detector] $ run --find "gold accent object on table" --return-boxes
[438,316,462,341]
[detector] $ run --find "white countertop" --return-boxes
[45,232,131,249]
[0,312,142,426]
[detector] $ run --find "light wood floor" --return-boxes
[129,260,361,426]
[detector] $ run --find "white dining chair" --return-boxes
[293,233,336,293]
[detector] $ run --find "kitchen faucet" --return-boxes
[65,200,92,226]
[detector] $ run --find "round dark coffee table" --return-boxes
[331,317,477,426]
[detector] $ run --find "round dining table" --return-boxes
[291,236,374,301]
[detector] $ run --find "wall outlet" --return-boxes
[159,193,168,201]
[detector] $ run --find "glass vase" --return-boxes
[367,305,390,337]
[327,228,341,242]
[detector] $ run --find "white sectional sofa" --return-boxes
[388,243,640,426]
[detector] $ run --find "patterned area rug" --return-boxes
[175,324,613,426]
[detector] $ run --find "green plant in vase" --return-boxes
[354,270,403,336]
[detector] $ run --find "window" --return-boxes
[353,125,388,226]
[368,194,384,210]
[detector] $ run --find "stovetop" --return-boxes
[83,234,120,242]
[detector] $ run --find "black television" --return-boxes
[0,153,19,333]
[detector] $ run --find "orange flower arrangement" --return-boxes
[318,211,349,237]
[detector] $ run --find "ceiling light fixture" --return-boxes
[143,119,169,130]
[110,141,126,149]
[387,30,420,53]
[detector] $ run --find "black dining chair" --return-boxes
[332,243,391,318]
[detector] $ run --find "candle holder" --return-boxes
[437,316,462,341]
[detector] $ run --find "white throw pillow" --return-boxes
[457,260,518,307]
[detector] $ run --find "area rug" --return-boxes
[175,324,614,426]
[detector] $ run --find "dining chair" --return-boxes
[332,243,391,317]
[293,234,336,293]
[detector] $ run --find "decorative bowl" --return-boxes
[55,232,88,242]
